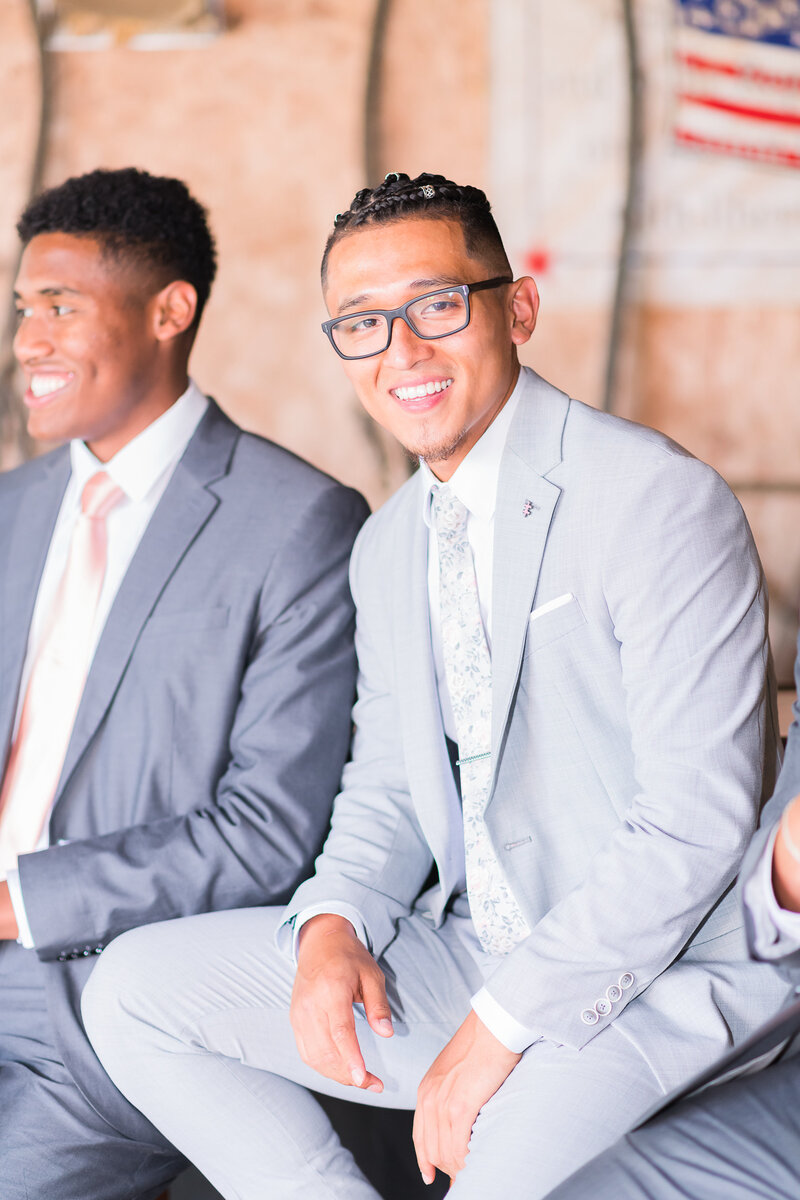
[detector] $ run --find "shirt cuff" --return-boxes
[276,903,371,964]
[743,824,800,958]
[471,985,540,1053]
[6,868,35,949]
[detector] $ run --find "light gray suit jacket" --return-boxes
[742,629,800,982]
[0,400,368,1130]
[288,368,788,1090]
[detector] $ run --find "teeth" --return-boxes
[30,374,70,398]
[394,379,453,402]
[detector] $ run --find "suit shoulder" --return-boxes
[226,428,369,516]
[351,469,420,556]
[566,398,688,462]
[555,400,750,561]
[0,445,68,494]
[563,398,731,492]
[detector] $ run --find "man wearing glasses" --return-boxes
[83,171,787,1199]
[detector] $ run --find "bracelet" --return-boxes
[780,805,800,867]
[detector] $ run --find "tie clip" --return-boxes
[455,751,491,766]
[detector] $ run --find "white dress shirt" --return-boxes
[291,374,538,1052]
[4,381,208,947]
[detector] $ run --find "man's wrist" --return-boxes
[5,869,34,947]
[297,913,358,955]
[470,986,539,1053]
[0,881,21,941]
[773,797,800,912]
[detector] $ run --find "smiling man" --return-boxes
[84,171,788,1199]
[0,167,367,1200]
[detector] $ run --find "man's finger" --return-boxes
[412,1103,437,1186]
[442,1096,479,1183]
[361,968,393,1038]
[330,1015,368,1084]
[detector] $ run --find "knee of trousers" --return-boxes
[81,923,184,1063]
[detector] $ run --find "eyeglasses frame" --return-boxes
[321,276,514,360]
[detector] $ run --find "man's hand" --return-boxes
[0,882,19,940]
[413,1009,521,1186]
[291,913,394,1093]
[773,793,800,912]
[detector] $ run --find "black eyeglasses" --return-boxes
[321,277,513,360]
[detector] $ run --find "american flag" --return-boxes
[674,1,800,168]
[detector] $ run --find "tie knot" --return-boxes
[81,471,125,519]
[430,485,469,537]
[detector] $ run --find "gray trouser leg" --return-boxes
[84,906,666,1200]
[0,940,183,1200]
[84,907,468,1200]
[547,1054,800,1200]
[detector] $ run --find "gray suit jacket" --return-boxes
[0,400,368,1128]
[288,368,788,1090]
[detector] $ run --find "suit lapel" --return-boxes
[0,451,70,758]
[55,404,239,802]
[393,482,463,885]
[489,372,569,787]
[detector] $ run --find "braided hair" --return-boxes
[321,171,512,286]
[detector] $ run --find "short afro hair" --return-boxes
[321,171,512,287]
[17,167,217,321]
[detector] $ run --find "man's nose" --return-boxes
[384,315,431,367]
[13,316,52,364]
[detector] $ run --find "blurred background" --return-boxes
[2,0,800,687]
[1,3,799,1196]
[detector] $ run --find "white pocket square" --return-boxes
[529,593,574,623]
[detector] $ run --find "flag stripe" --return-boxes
[676,50,800,92]
[679,91,800,127]
[675,126,800,168]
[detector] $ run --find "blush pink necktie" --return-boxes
[0,471,125,873]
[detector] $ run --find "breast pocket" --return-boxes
[524,594,587,656]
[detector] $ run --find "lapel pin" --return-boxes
[522,499,537,518]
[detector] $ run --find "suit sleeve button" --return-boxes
[93,946,103,954]
[57,954,67,962]
[595,998,612,1016]
[606,984,622,1003]
[581,1008,599,1025]
[619,972,635,990]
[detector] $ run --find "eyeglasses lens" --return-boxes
[331,314,389,358]
[331,290,469,358]
[406,290,468,337]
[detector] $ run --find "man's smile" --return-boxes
[391,377,454,405]
[25,371,76,407]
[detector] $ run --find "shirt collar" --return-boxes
[421,371,523,528]
[69,380,209,503]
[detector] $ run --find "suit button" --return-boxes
[57,953,67,962]
[581,1009,599,1025]
[82,949,91,956]
[93,946,103,954]
[606,985,622,1003]
[619,972,634,990]
[595,998,612,1016]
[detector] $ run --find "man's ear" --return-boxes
[508,276,539,347]
[152,280,198,342]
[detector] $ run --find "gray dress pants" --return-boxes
[83,906,667,1200]
[0,940,183,1200]
[546,1053,800,1200]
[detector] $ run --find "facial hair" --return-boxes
[403,420,471,468]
